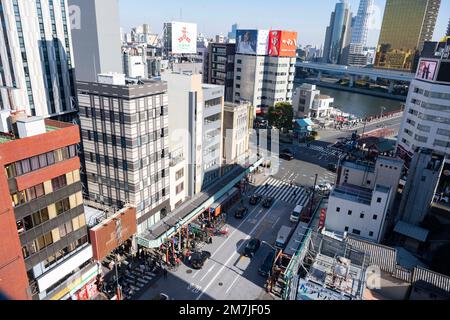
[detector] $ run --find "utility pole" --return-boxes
[309,174,318,218]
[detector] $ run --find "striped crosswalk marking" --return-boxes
[254,177,311,206]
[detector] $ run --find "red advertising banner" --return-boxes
[268,30,298,57]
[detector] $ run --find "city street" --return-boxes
[138,174,311,300]
[317,115,404,143]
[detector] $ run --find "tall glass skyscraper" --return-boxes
[322,0,353,65]
[351,0,374,47]
[347,0,374,66]
[374,0,441,71]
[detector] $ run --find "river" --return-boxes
[308,86,403,118]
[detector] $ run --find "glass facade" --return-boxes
[375,0,441,70]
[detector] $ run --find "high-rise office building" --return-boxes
[228,23,238,43]
[322,0,353,65]
[78,74,171,233]
[161,72,224,209]
[374,0,441,71]
[347,0,373,66]
[69,0,122,82]
[0,113,95,300]
[233,29,297,113]
[0,0,77,119]
[396,39,450,166]
[206,43,236,102]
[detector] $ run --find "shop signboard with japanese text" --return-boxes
[268,30,298,57]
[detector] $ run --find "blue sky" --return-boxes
[119,0,450,48]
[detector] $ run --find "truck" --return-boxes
[275,226,293,250]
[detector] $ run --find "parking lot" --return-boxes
[138,174,311,301]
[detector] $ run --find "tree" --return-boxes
[267,102,294,131]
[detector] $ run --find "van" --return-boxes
[290,205,303,223]
[275,226,293,249]
[258,250,276,277]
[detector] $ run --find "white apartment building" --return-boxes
[123,54,146,79]
[233,55,296,112]
[326,184,391,243]
[293,84,334,119]
[223,102,251,165]
[337,155,404,210]
[161,72,224,210]
[397,46,450,165]
[0,0,76,118]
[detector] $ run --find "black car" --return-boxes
[249,194,262,205]
[280,152,294,161]
[258,250,276,277]
[262,197,274,208]
[189,251,211,270]
[235,207,249,219]
[282,148,294,155]
[243,239,261,257]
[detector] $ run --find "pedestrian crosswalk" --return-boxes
[306,144,343,158]
[253,177,311,207]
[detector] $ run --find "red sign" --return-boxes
[268,30,298,57]
[318,208,327,230]
[75,280,98,300]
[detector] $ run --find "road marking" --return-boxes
[200,265,215,282]
[201,201,266,268]
[272,217,281,229]
[195,201,279,300]
[255,208,264,218]
[225,273,242,295]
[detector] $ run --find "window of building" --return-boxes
[352,229,361,235]
[377,197,382,203]
[344,226,349,232]
[176,183,184,195]
[348,210,352,216]
[55,198,71,215]
[373,215,378,220]
[52,175,67,191]
[336,207,341,212]
[175,168,184,180]
[369,231,374,237]
[360,213,365,219]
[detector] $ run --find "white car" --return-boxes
[315,183,333,192]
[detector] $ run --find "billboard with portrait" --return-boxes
[236,30,269,55]
[236,30,258,55]
[268,31,298,57]
[416,59,438,81]
[171,22,197,54]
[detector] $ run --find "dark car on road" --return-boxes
[280,152,294,161]
[249,194,262,205]
[235,207,249,219]
[282,148,295,155]
[262,197,274,208]
[258,250,276,277]
[189,251,212,270]
[243,239,261,258]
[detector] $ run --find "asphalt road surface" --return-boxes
[139,177,310,301]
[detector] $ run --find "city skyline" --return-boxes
[119,0,450,47]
